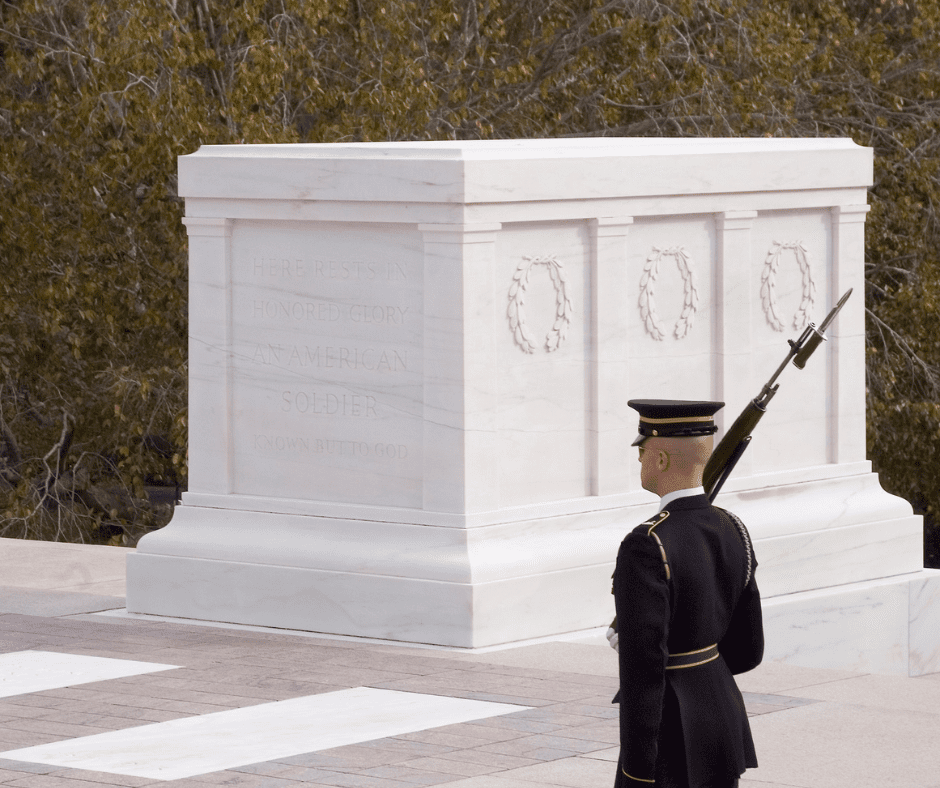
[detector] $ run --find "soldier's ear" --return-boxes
[657,450,671,472]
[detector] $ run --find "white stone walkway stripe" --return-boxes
[0,650,180,699]
[0,687,530,780]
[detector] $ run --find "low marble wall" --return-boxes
[126,139,938,673]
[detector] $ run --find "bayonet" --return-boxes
[702,288,853,500]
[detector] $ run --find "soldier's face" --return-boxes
[638,444,651,490]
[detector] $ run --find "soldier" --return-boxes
[610,400,764,788]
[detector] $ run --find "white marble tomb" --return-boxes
[126,138,940,674]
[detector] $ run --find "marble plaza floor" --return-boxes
[1,537,939,788]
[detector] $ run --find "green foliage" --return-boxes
[1,0,939,560]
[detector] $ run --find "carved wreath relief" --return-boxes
[639,246,699,341]
[760,241,816,332]
[507,255,573,353]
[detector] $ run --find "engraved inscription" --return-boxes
[250,301,409,325]
[280,390,378,418]
[311,259,407,281]
[253,258,306,277]
[253,435,311,453]
[232,229,422,506]
[349,305,409,324]
[251,257,408,281]
[253,435,410,459]
[253,300,341,321]
[253,344,407,371]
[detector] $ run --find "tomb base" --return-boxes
[127,493,636,649]
[761,569,940,677]
[128,464,939,674]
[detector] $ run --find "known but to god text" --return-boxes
[252,435,409,459]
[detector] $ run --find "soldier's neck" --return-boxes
[652,470,704,498]
[659,485,706,510]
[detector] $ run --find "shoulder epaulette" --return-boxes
[634,510,671,581]
[642,510,670,535]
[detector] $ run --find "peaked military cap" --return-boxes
[628,399,724,446]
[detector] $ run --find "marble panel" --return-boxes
[229,221,424,508]
[495,222,590,506]
[750,210,833,474]
[625,215,717,492]
[626,215,716,387]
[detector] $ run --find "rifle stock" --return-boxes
[703,403,764,500]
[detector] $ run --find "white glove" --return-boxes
[606,626,619,652]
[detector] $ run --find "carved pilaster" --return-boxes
[419,223,502,513]
[181,218,234,495]
[716,211,757,476]
[591,217,633,496]
[830,204,870,464]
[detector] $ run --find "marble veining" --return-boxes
[761,575,913,675]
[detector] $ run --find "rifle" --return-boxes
[702,287,853,501]
[608,288,853,639]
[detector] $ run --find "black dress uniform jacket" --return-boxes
[612,494,763,788]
